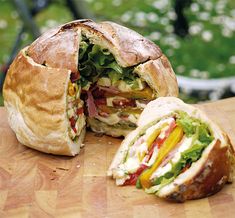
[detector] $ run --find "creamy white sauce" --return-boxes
[144,117,174,141]
[128,114,139,124]
[145,146,159,166]
[96,113,120,125]
[136,100,147,109]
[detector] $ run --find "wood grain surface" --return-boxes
[0,97,235,218]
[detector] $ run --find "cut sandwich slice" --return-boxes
[108,97,235,201]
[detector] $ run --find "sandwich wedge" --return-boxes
[3,19,178,156]
[108,97,235,202]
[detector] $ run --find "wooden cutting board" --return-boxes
[0,97,235,218]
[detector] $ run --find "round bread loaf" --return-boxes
[3,19,178,155]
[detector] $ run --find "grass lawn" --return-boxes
[0,0,234,106]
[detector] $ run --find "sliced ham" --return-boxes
[98,86,120,94]
[86,90,98,118]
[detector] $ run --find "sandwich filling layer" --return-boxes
[67,79,86,141]
[67,35,157,137]
[110,111,214,192]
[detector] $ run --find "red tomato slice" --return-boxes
[72,127,77,133]
[123,164,148,186]
[76,107,84,115]
[69,116,76,128]
[147,120,176,161]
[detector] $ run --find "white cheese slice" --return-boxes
[128,114,139,124]
[136,100,147,109]
[97,77,112,87]
[96,113,120,125]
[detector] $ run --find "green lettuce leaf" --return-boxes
[77,36,138,88]
[176,112,198,136]
[198,124,214,144]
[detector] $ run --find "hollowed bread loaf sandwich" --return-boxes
[3,19,178,156]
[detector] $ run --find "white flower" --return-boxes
[146,12,158,23]
[189,23,203,35]
[200,71,209,79]
[152,0,169,10]
[133,12,147,27]
[167,10,177,20]
[121,11,132,23]
[190,3,200,12]
[201,30,213,42]
[135,11,146,21]
[176,65,185,74]
[160,17,169,25]
[222,28,233,37]
[0,19,7,29]
[229,56,235,64]
[112,0,122,6]
[190,69,200,78]
[215,1,226,14]
[148,31,161,41]
[163,35,180,49]
[212,16,222,25]
[198,12,210,21]
[224,17,235,31]
[165,25,173,33]
[204,2,213,11]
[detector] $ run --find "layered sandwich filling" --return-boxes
[67,79,86,141]
[76,36,156,133]
[111,111,214,192]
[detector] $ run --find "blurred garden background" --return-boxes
[0,0,234,106]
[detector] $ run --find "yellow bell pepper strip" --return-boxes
[68,81,78,96]
[137,127,162,162]
[105,87,155,100]
[139,126,184,189]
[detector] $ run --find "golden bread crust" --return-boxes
[135,55,178,97]
[160,140,233,202]
[27,26,80,72]
[3,49,81,156]
[27,19,162,68]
